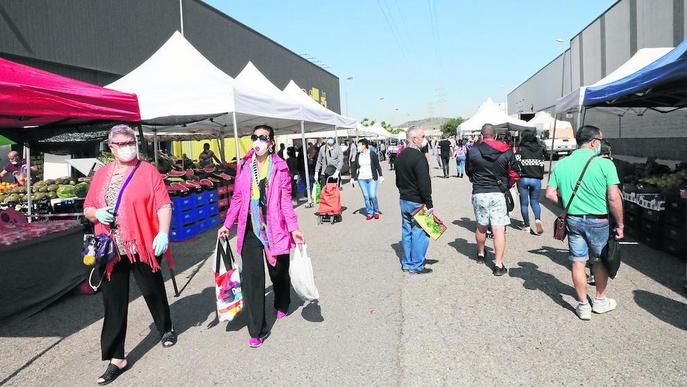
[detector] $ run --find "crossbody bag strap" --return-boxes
[562,155,599,216]
[476,146,509,193]
[112,160,141,217]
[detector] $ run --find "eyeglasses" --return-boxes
[110,141,136,147]
[251,134,270,142]
[592,137,604,142]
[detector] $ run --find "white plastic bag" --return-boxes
[289,244,319,301]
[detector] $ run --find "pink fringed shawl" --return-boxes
[84,161,173,278]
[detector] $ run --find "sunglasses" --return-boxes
[110,141,136,147]
[251,134,270,142]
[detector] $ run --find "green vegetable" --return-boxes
[56,185,76,198]
[74,182,89,198]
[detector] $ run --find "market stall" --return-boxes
[0,56,141,323]
[574,39,687,261]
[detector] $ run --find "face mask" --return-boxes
[116,146,138,162]
[594,144,602,155]
[421,138,428,148]
[253,140,269,156]
[327,139,335,146]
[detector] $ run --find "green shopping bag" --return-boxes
[313,181,321,203]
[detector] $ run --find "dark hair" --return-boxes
[458,139,464,146]
[287,146,296,157]
[203,143,210,148]
[481,123,495,138]
[575,125,602,146]
[519,130,539,148]
[358,138,369,148]
[253,125,275,141]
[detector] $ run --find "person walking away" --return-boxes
[438,135,453,178]
[218,125,306,347]
[432,139,442,170]
[286,146,300,205]
[515,130,546,235]
[395,127,433,274]
[351,139,384,220]
[315,137,344,186]
[83,125,176,385]
[466,124,520,276]
[277,143,286,159]
[306,142,318,191]
[545,125,623,320]
[454,140,467,178]
[379,141,387,161]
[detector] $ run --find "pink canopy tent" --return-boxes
[0,57,140,130]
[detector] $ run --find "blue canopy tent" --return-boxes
[584,39,687,109]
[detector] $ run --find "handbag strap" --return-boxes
[562,155,599,216]
[215,238,236,272]
[112,160,141,217]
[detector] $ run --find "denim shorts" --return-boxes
[566,216,609,262]
[472,192,510,226]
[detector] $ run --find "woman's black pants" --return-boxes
[242,221,291,338]
[100,255,172,360]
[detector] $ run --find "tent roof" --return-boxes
[0,56,140,131]
[282,80,339,127]
[527,111,573,131]
[584,40,687,108]
[459,98,529,133]
[106,31,234,125]
[493,122,536,133]
[556,47,673,113]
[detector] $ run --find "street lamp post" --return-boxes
[345,76,353,116]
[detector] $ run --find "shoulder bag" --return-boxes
[553,156,598,241]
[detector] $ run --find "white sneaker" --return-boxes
[576,302,592,320]
[534,220,544,235]
[592,297,617,314]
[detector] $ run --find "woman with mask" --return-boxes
[83,124,175,385]
[218,125,305,348]
[514,130,546,235]
[351,139,384,220]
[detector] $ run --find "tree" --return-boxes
[361,118,370,127]
[440,117,465,137]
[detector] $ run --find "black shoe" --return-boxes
[476,253,486,264]
[486,231,494,240]
[97,362,128,385]
[401,267,409,272]
[161,330,177,348]
[492,265,508,276]
[409,268,433,274]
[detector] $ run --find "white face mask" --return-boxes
[116,146,138,162]
[327,139,335,146]
[253,140,269,156]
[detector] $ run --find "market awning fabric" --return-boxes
[459,98,531,134]
[584,39,687,108]
[0,57,140,130]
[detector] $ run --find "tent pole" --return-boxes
[334,125,339,143]
[232,112,240,163]
[547,114,558,179]
[301,120,312,207]
[580,107,587,127]
[136,124,149,157]
[218,126,226,163]
[25,144,32,223]
[153,129,159,167]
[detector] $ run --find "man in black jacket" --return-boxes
[466,123,520,276]
[395,127,433,274]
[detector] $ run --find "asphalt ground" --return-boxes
[1,158,685,386]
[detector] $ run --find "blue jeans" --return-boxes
[456,157,466,175]
[357,179,379,216]
[399,200,430,272]
[566,216,609,262]
[517,177,542,227]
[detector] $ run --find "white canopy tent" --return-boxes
[527,111,573,136]
[458,98,531,134]
[555,47,673,114]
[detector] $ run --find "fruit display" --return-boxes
[638,170,687,189]
[0,176,90,210]
[0,219,80,248]
[164,165,235,195]
[0,182,17,193]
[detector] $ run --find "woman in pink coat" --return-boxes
[218,125,305,348]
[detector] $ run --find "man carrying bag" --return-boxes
[545,125,624,321]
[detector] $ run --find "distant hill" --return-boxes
[395,117,450,130]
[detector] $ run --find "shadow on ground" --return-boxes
[633,290,687,331]
[509,262,576,313]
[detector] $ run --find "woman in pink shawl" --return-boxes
[84,124,176,385]
[218,125,305,348]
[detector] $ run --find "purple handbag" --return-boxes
[82,233,117,291]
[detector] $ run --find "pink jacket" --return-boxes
[223,150,299,266]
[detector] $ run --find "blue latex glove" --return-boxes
[152,232,169,256]
[95,207,114,224]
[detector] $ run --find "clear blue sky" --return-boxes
[205,0,615,125]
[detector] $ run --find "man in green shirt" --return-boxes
[545,125,624,321]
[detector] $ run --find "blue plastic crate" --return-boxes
[172,195,194,212]
[195,206,207,220]
[195,191,210,208]
[208,215,221,228]
[207,203,219,215]
[197,217,209,232]
[170,221,198,241]
[172,208,194,227]
[207,190,218,203]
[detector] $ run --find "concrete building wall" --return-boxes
[0,0,340,112]
[582,20,603,84]
[636,0,674,48]
[570,36,582,89]
[605,0,632,75]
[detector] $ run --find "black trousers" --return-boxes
[441,156,450,177]
[242,220,291,338]
[101,255,172,360]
